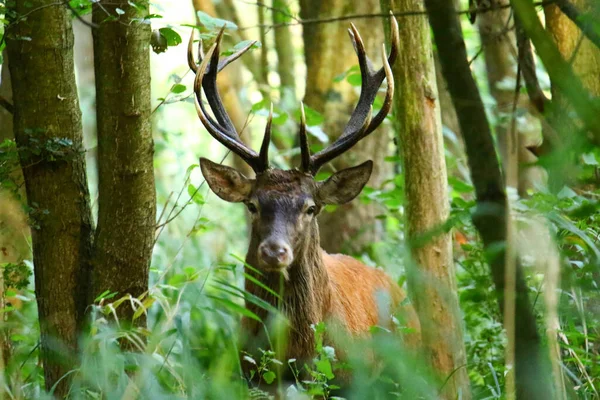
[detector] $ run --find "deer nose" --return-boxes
[258,240,293,268]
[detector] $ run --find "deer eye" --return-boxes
[247,203,258,213]
[306,205,317,215]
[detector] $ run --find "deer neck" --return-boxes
[244,223,331,349]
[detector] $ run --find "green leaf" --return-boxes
[582,152,598,165]
[262,371,276,384]
[132,297,155,320]
[346,73,362,87]
[243,273,282,300]
[94,290,118,302]
[272,111,288,126]
[221,40,261,56]
[186,163,199,175]
[294,104,324,126]
[187,184,205,204]
[251,99,269,113]
[448,176,474,193]
[171,84,186,94]
[159,27,182,47]
[197,11,237,31]
[557,186,577,199]
[333,65,359,83]
[315,358,335,380]
[272,0,293,23]
[207,295,262,322]
[115,7,125,15]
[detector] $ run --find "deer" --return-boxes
[187,17,420,378]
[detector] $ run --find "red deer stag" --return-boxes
[187,17,420,369]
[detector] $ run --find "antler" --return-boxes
[189,27,272,173]
[299,16,400,175]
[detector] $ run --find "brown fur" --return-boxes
[242,247,420,362]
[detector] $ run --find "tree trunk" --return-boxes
[257,0,271,99]
[272,0,296,104]
[545,0,600,100]
[477,0,545,193]
[0,50,20,379]
[382,1,470,398]
[544,0,600,172]
[300,0,390,254]
[425,0,554,398]
[0,51,13,142]
[6,1,94,394]
[91,1,156,323]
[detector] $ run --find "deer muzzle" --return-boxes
[258,239,293,269]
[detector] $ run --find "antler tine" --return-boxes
[259,103,273,170]
[387,11,399,67]
[358,44,395,138]
[202,27,238,133]
[299,103,311,173]
[306,16,399,175]
[187,30,198,73]
[188,27,256,75]
[193,38,268,172]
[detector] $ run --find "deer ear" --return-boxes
[200,158,253,203]
[317,160,373,205]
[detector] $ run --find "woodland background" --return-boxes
[0,0,599,399]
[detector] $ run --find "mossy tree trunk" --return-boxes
[0,51,13,142]
[6,1,94,395]
[91,1,156,322]
[545,0,600,178]
[382,1,470,398]
[300,0,390,254]
[545,0,600,100]
[425,0,554,398]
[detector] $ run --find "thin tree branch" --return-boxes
[553,0,600,50]
[215,0,264,85]
[514,13,548,114]
[237,0,299,22]
[239,1,554,30]
[0,95,14,114]
[63,0,100,29]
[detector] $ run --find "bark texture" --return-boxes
[545,1,600,103]
[382,1,470,397]
[92,1,156,321]
[424,0,554,398]
[300,0,390,254]
[0,51,13,142]
[6,1,94,394]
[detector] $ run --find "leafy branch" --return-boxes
[238,0,554,31]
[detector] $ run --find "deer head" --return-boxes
[189,18,400,275]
